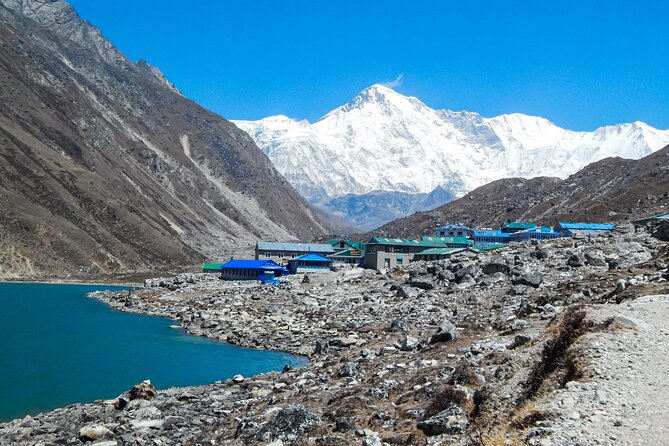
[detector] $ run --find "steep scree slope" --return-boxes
[0,0,325,277]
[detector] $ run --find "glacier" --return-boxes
[233,84,669,230]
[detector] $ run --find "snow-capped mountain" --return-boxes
[233,84,669,230]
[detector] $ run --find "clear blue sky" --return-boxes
[68,0,669,130]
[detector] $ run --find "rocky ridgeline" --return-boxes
[1,225,667,445]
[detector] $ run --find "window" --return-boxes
[291,253,296,258]
[397,258,403,265]
[265,252,271,258]
[278,253,284,258]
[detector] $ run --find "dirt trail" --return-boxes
[539,294,669,446]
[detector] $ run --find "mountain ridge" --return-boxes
[365,145,669,239]
[234,84,669,230]
[0,0,326,278]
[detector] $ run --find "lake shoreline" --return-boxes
[1,229,667,445]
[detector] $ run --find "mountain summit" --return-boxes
[234,86,669,230]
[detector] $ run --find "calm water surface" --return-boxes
[0,282,306,422]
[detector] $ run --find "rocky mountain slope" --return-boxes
[370,145,669,239]
[235,85,669,230]
[0,0,326,278]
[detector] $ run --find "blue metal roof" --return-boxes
[221,259,283,269]
[292,253,332,262]
[473,230,510,238]
[557,222,615,230]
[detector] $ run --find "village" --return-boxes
[200,217,669,283]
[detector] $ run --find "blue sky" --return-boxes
[69,0,669,130]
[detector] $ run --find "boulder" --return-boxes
[396,284,419,299]
[256,405,322,443]
[79,425,113,442]
[399,335,419,351]
[585,252,607,267]
[338,361,361,377]
[482,262,510,275]
[417,404,468,436]
[430,319,458,344]
[409,276,435,290]
[567,254,584,267]
[389,319,410,332]
[128,380,157,400]
[511,271,543,288]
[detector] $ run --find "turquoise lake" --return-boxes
[0,282,307,422]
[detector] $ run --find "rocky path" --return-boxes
[538,294,669,446]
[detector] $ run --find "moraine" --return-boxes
[0,282,306,422]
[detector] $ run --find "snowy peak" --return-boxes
[233,85,669,230]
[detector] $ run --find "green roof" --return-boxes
[415,247,465,256]
[502,222,537,229]
[330,249,363,257]
[328,240,364,250]
[368,237,446,248]
[202,263,222,269]
[472,243,507,251]
[420,236,473,246]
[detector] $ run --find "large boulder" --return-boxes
[482,262,510,275]
[389,319,411,332]
[409,275,435,290]
[511,271,543,288]
[256,405,322,443]
[430,319,458,343]
[128,380,158,400]
[417,404,468,436]
[396,284,419,299]
[79,425,113,442]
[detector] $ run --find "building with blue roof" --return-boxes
[220,259,289,282]
[473,229,511,245]
[554,222,615,236]
[509,226,565,242]
[288,253,332,274]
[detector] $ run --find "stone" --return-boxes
[400,335,419,351]
[389,319,410,332]
[409,276,435,290]
[510,285,534,296]
[338,362,361,377]
[335,417,356,432]
[256,405,322,443]
[232,374,245,383]
[482,261,510,275]
[417,404,468,436]
[79,425,113,442]
[396,284,419,299]
[430,318,458,343]
[585,252,607,267]
[567,254,584,267]
[512,271,543,288]
[128,380,157,400]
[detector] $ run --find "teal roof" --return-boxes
[202,263,222,269]
[557,222,615,231]
[293,253,332,262]
[472,243,508,251]
[415,247,465,256]
[421,236,473,245]
[367,237,446,248]
[502,222,537,229]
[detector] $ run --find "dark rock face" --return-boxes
[256,405,322,443]
[128,380,158,400]
[389,319,410,332]
[430,319,458,343]
[0,0,326,277]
